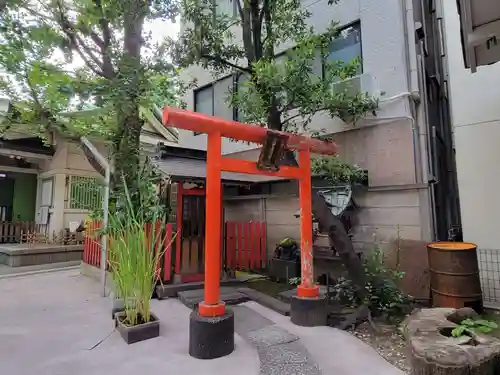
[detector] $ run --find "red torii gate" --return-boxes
[162,107,337,359]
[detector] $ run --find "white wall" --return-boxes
[178,0,412,151]
[443,1,500,250]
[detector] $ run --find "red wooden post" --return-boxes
[175,183,183,275]
[198,132,225,318]
[297,149,318,298]
[237,222,243,270]
[254,222,261,269]
[244,222,250,270]
[163,224,173,281]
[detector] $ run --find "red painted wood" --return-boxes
[237,222,244,270]
[175,183,183,274]
[255,222,261,269]
[244,222,251,270]
[249,222,254,269]
[163,224,173,281]
[225,222,233,269]
[182,187,206,196]
[261,224,267,267]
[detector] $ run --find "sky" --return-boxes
[62,18,181,71]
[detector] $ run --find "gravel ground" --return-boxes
[349,321,410,374]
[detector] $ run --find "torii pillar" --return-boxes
[163,107,336,359]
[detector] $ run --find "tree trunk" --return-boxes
[112,104,142,192]
[283,151,368,317]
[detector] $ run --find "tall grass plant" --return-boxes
[107,176,169,326]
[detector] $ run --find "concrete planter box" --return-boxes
[112,298,125,319]
[115,311,160,344]
[269,258,300,282]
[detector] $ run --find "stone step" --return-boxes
[178,287,250,309]
[237,287,291,316]
[0,244,83,267]
[155,278,242,299]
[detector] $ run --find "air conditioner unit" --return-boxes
[331,73,380,98]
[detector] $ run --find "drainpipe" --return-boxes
[401,0,437,240]
[80,137,110,297]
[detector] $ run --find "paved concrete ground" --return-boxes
[0,270,259,375]
[0,269,404,375]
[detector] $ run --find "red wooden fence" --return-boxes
[83,221,175,281]
[224,221,267,272]
[84,220,267,281]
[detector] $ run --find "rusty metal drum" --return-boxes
[427,242,483,312]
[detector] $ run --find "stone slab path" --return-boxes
[232,305,320,375]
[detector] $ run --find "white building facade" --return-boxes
[178,0,461,251]
[442,0,500,306]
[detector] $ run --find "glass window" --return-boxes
[325,22,362,74]
[233,73,250,122]
[193,84,214,135]
[215,0,237,16]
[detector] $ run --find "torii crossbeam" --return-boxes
[163,106,337,359]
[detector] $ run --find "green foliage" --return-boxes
[333,247,409,319]
[311,155,367,186]
[107,175,172,326]
[1,0,181,200]
[279,237,298,247]
[171,0,378,132]
[451,318,499,338]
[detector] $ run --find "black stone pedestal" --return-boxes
[290,295,327,327]
[189,309,235,359]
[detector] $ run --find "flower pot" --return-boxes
[269,258,300,282]
[115,311,160,344]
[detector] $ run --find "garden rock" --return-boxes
[403,308,500,375]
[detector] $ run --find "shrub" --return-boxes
[332,247,410,319]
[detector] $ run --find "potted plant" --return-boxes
[269,238,301,282]
[107,168,170,344]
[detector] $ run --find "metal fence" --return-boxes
[66,175,103,211]
[478,249,500,307]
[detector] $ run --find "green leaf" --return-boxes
[473,326,493,333]
[452,325,467,337]
[461,319,476,327]
[475,319,498,329]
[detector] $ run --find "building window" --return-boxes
[323,22,362,77]
[232,73,249,122]
[66,175,103,211]
[193,84,214,135]
[214,0,237,16]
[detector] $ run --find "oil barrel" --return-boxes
[427,242,483,312]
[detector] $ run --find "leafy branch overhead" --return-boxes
[1,0,181,197]
[170,0,378,131]
[311,155,367,186]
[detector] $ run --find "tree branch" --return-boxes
[201,54,252,73]
[237,0,255,63]
[93,0,115,78]
[53,0,114,79]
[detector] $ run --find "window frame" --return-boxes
[322,21,363,80]
[193,83,215,135]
